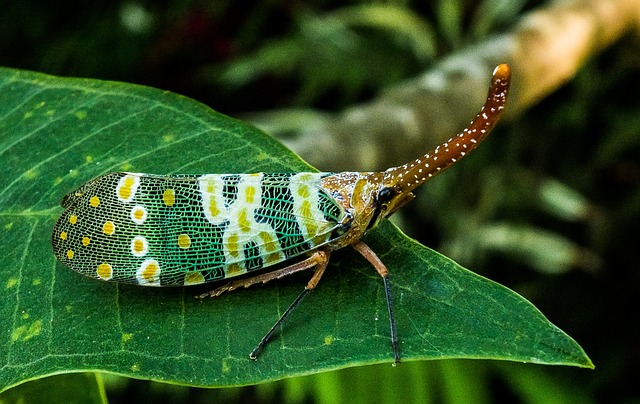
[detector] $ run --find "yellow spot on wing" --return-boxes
[103,221,115,235]
[209,200,220,217]
[184,271,205,285]
[245,186,256,204]
[137,260,161,286]
[258,231,278,252]
[238,209,251,233]
[226,263,244,276]
[163,189,175,206]
[299,201,318,235]
[60,231,67,240]
[130,205,147,224]
[298,185,310,198]
[177,234,191,249]
[82,237,90,246]
[90,196,100,207]
[117,174,140,202]
[199,175,228,224]
[97,263,113,280]
[119,183,132,200]
[131,236,148,257]
[69,215,77,225]
[67,250,74,259]
[227,233,239,257]
[300,200,312,217]
[265,253,281,264]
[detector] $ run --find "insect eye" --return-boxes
[377,187,395,204]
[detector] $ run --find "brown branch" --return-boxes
[252,0,640,172]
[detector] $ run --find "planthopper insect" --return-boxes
[52,64,511,363]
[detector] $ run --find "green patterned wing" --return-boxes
[51,172,347,286]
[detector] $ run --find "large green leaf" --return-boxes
[0,67,592,393]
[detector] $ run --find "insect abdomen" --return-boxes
[52,172,345,286]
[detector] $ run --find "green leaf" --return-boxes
[0,67,592,393]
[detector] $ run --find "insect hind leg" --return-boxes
[197,250,329,299]
[249,250,331,360]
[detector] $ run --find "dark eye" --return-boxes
[378,187,395,204]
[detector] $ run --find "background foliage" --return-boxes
[1,0,639,402]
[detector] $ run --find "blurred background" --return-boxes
[1,0,639,402]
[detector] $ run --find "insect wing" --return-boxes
[52,172,346,286]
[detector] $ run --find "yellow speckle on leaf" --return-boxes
[221,358,231,374]
[324,335,334,345]
[11,327,23,342]
[122,333,134,342]
[75,110,88,120]
[11,320,43,342]
[131,363,141,372]
[4,222,13,230]
[24,168,38,180]
[6,277,18,289]
[85,155,94,163]
[163,133,175,143]
[32,278,42,286]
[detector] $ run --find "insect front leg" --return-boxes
[352,241,400,364]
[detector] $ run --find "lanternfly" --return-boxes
[52,64,511,363]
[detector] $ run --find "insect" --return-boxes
[52,64,511,363]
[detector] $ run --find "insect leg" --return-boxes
[197,250,329,298]
[249,250,331,360]
[352,241,400,364]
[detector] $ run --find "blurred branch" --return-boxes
[250,0,640,171]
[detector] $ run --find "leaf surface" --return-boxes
[0,67,592,392]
